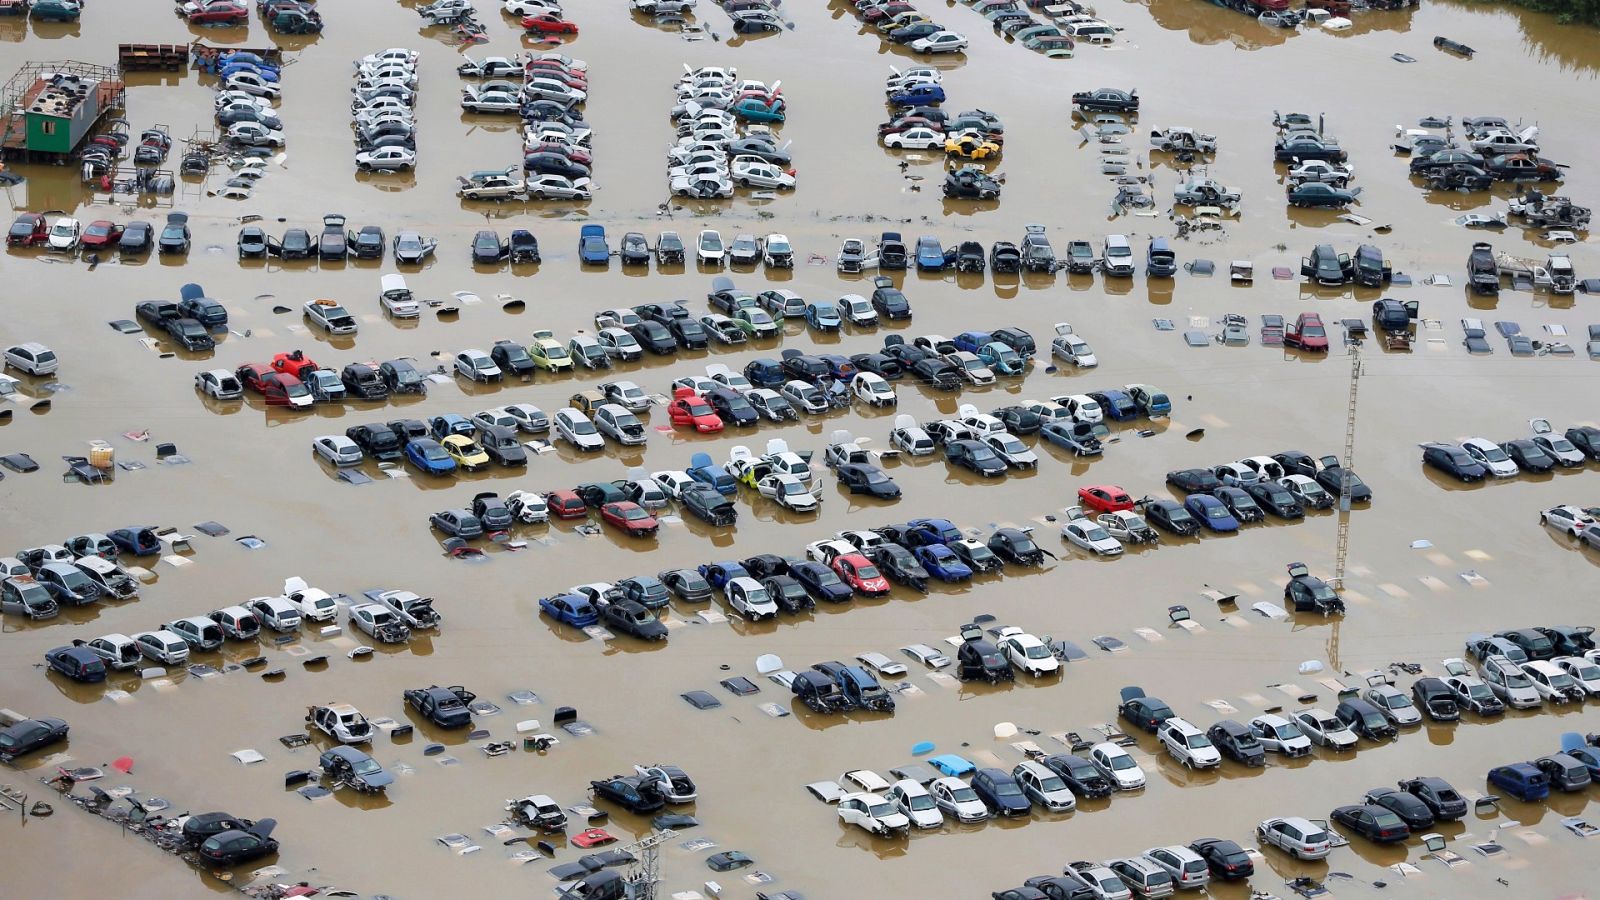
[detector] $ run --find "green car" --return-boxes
[528,330,573,372]
[734,308,779,338]
[31,0,83,21]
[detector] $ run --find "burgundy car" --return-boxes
[600,502,659,537]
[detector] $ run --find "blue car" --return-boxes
[1183,495,1240,533]
[430,414,475,441]
[804,301,841,332]
[915,544,973,582]
[1560,733,1600,780]
[688,451,737,495]
[888,84,945,107]
[953,331,992,354]
[579,224,609,265]
[929,754,976,776]
[908,517,962,546]
[977,341,1024,375]
[539,593,598,627]
[972,768,1031,817]
[405,438,457,475]
[915,236,946,271]
[743,358,786,388]
[1487,762,1550,802]
[698,560,750,590]
[1091,390,1139,421]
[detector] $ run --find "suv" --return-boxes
[1160,717,1221,768]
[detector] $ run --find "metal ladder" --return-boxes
[1332,346,1361,588]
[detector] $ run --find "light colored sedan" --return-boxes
[910,30,969,54]
[527,174,592,200]
[1461,436,1518,477]
[1062,519,1124,556]
[313,435,363,467]
[355,146,416,171]
[227,121,285,147]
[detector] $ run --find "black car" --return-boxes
[990,241,1022,273]
[118,220,154,254]
[850,352,904,380]
[388,418,429,443]
[680,484,736,525]
[994,887,1051,900]
[628,321,677,355]
[614,576,670,610]
[780,351,830,383]
[889,21,941,43]
[943,168,1002,200]
[668,317,710,350]
[949,539,1002,573]
[742,554,790,579]
[1207,720,1266,767]
[599,599,669,641]
[280,227,313,259]
[1410,677,1460,721]
[471,229,508,264]
[1536,625,1595,657]
[341,363,388,400]
[704,387,756,427]
[380,359,426,395]
[1284,562,1344,615]
[1564,426,1600,461]
[762,575,814,613]
[1330,804,1410,843]
[1165,468,1221,493]
[838,462,901,499]
[870,543,928,589]
[1335,698,1397,741]
[660,568,713,602]
[956,638,1013,682]
[1421,443,1487,481]
[509,229,540,264]
[158,212,191,255]
[45,645,107,683]
[347,225,384,259]
[987,528,1044,566]
[1021,877,1096,900]
[991,407,1042,435]
[991,327,1036,358]
[1188,838,1254,880]
[877,232,908,269]
[972,768,1031,817]
[1363,787,1435,830]
[870,278,912,320]
[790,562,853,604]
[946,440,1007,477]
[620,232,649,266]
[199,820,278,866]
[1117,686,1174,732]
[182,811,255,846]
[1246,481,1304,518]
[1497,627,1557,661]
[1502,439,1555,473]
[1071,87,1139,113]
[590,775,665,813]
[238,226,270,258]
[490,340,535,378]
[1315,464,1372,503]
[346,423,403,461]
[0,716,69,762]
[1397,776,1468,821]
[1042,754,1114,798]
[1410,147,1484,174]
[1428,162,1494,191]
[524,152,589,180]
[1213,486,1264,523]
[1143,500,1200,536]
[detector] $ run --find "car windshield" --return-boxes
[1548,671,1576,688]
[970,446,998,462]
[1302,325,1325,337]
[1276,722,1304,739]
[352,757,381,776]
[685,401,712,416]
[284,382,310,398]
[1466,683,1493,700]
[996,436,1024,453]
[1503,670,1531,688]
[907,793,935,811]
[701,234,722,251]
[1204,506,1229,520]
[621,507,649,521]
[1025,644,1051,660]
[990,779,1023,797]
[1110,755,1137,770]
[570,420,596,435]
[1377,692,1408,709]
[1187,733,1214,749]
[1573,664,1600,681]
[423,446,450,461]
[456,440,483,454]
[868,801,897,818]
[1479,445,1510,462]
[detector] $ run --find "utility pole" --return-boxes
[1332,343,1361,589]
[623,829,676,900]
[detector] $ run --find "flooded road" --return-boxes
[2,1,1598,897]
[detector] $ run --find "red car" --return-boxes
[523,64,587,88]
[237,364,307,407]
[1285,312,1329,352]
[186,1,249,24]
[833,553,890,596]
[668,387,723,434]
[78,220,123,250]
[529,142,592,166]
[7,213,48,247]
[1078,485,1134,513]
[271,350,319,380]
[878,117,938,137]
[600,501,658,537]
[523,14,579,33]
[545,489,588,520]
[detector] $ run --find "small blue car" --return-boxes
[1487,762,1550,802]
[688,452,737,495]
[915,544,973,582]
[697,561,750,590]
[1093,389,1139,421]
[539,593,598,627]
[804,301,841,332]
[579,224,609,265]
[1184,494,1240,533]
[915,235,946,271]
[405,438,457,475]
[953,331,992,354]
[908,517,962,546]
[888,84,945,108]
[977,342,1024,375]
[430,414,475,441]
[743,358,786,388]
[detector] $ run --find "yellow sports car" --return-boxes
[441,434,490,471]
[946,134,1001,160]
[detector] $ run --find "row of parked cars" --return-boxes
[668,66,795,199]
[213,51,287,156]
[844,0,971,54]
[1422,418,1600,481]
[352,48,419,172]
[2,532,151,620]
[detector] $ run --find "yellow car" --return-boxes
[946,134,1001,160]
[529,329,573,372]
[441,434,490,471]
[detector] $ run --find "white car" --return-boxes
[1278,474,1332,508]
[1142,845,1210,890]
[996,628,1060,676]
[132,630,190,665]
[841,769,892,793]
[901,643,951,669]
[355,147,415,171]
[308,703,373,744]
[731,157,795,190]
[80,633,142,670]
[554,408,605,452]
[781,380,828,415]
[1239,455,1286,481]
[852,372,897,407]
[1293,708,1358,750]
[983,433,1037,469]
[360,47,420,67]
[1249,714,1312,757]
[649,470,694,501]
[1556,656,1600,696]
[839,294,877,326]
[697,229,724,265]
[1461,437,1518,477]
[304,300,358,335]
[929,776,989,822]
[673,173,735,198]
[247,596,302,632]
[1214,462,1261,486]
[455,349,502,382]
[910,30,968,54]
[1286,158,1353,186]
[227,121,285,147]
[224,71,280,98]
[1160,717,1222,768]
[889,415,936,456]
[1051,324,1098,367]
[505,490,549,524]
[527,174,592,200]
[350,602,409,642]
[1529,420,1586,466]
[758,474,820,512]
[885,779,942,829]
[958,406,1005,434]
[523,77,586,104]
[282,576,339,623]
[837,792,909,836]
[882,127,946,150]
[1519,659,1578,703]
[313,435,363,467]
[1257,817,1333,861]
[1065,862,1132,900]
[1058,394,1103,424]
[1062,519,1123,556]
[1090,742,1145,790]
[805,539,858,565]
[46,217,81,251]
[945,351,995,385]
[195,369,243,400]
[855,652,907,678]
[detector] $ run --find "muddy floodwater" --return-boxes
[2,1,1599,898]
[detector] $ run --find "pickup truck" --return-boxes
[135,300,214,351]
[402,684,475,727]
